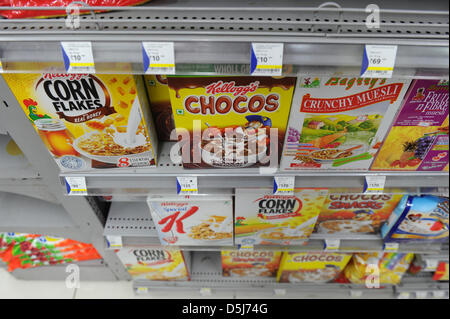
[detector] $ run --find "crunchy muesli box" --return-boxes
[371,79,449,171]
[115,246,190,281]
[316,189,404,235]
[281,76,410,170]
[167,76,296,168]
[147,195,234,246]
[277,252,352,283]
[235,188,328,246]
[221,250,282,277]
[2,73,158,171]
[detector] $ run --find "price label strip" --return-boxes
[142,42,175,75]
[383,242,399,252]
[424,259,439,271]
[324,239,340,251]
[363,175,386,194]
[65,176,87,196]
[176,177,198,195]
[273,176,295,195]
[136,287,148,294]
[397,292,410,299]
[250,43,283,76]
[415,291,428,299]
[0,60,3,73]
[200,287,212,296]
[238,245,254,251]
[274,289,286,296]
[106,235,122,249]
[61,42,95,74]
[360,45,397,78]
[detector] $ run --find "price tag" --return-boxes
[274,289,286,296]
[432,291,446,298]
[425,259,439,271]
[364,175,386,193]
[324,239,340,251]
[397,292,410,299]
[136,287,148,294]
[65,176,87,196]
[0,60,3,73]
[239,245,254,251]
[106,235,122,249]
[142,42,175,75]
[250,43,283,76]
[438,187,449,197]
[200,287,212,296]
[350,290,363,298]
[176,177,198,195]
[416,291,428,299]
[383,242,399,252]
[61,42,95,73]
[273,176,295,195]
[360,45,397,78]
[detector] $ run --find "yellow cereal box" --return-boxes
[316,189,404,235]
[221,250,282,277]
[144,75,176,141]
[277,252,352,283]
[371,79,448,171]
[115,247,190,281]
[167,76,296,168]
[2,73,158,171]
[235,188,328,245]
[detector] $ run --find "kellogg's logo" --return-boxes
[205,81,259,96]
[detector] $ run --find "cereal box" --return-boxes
[371,79,449,171]
[344,252,413,285]
[281,76,410,170]
[167,76,296,168]
[2,73,158,171]
[221,250,282,277]
[235,188,328,246]
[144,75,176,141]
[147,195,234,246]
[277,252,352,283]
[115,246,190,281]
[381,195,449,243]
[316,189,404,235]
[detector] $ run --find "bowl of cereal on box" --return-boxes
[185,215,234,244]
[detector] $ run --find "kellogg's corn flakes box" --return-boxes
[316,189,404,235]
[235,188,328,246]
[144,75,176,141]
[371,79,449,171]
[281,76,410,170]
[2,73,158,171]
[221,250,282,277]
[167,76,296,168]
[147,195,234,246]
[277,252,352,283]
[115,246,190,281]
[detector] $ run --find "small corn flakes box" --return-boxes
[277,252,352,283]
[316,189,404,235]
[167,76,296,168]
[2,73,158,171]
[147,195,234,246]
[344,252,414,285]
[115,246,190,281]
[221,250,282,277]
[235,188,328,246]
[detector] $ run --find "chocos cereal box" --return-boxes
[381,195,449,243]
[277,252,352,283]
[115,246,190,281]
[371,79,449,171]
[316,189,404,235]
[167,76,296,168]
[2,73,158,171]
[281,76,410,170]
[235,188,328,246]
[221,250,282,277]
[144,75,176,141]
[147,195,234,246]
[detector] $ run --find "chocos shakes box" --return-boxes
[3,73,158,171]
[167,76,296,168]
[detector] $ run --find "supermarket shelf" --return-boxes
[0,134,39,180]
[61,142,450,195]
[104,202,449,254]
[0,192,87,242]
[0,178,59,204]
[133,251,449,299]
[9,260,117,281]
[0,0,448,75]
